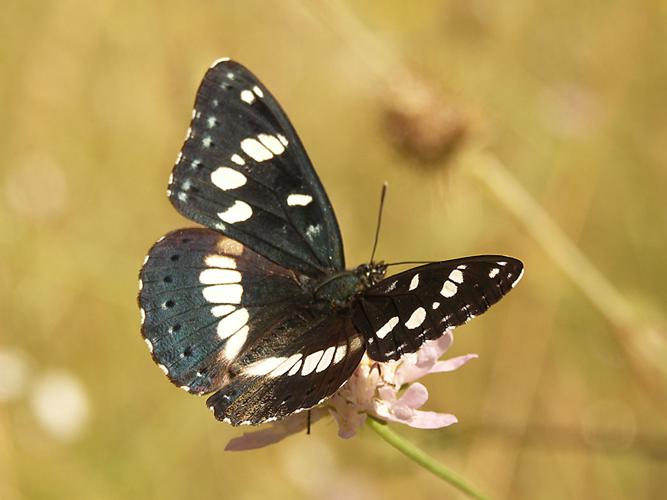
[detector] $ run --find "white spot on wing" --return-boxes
[211,167,247,190]
[199,268,241,285]
[409,274,419,291]
[301,351,322,376]
[512,268,524,288]
[217,200,252,223]
[252,85,263,97]
[210,304,235,317]
[333,344,347,364]
[498,261,507,266]
[207,116,217,128]
[376,316,399,339]
[240,138,273,162]
[405,307,426,329]
[222,326,248,359]
[271,354,302,377]
[217,308,249,339]
[231,154,245,165]
[158,364,168,375]
[138,279,143,291]
[449,269,464,284]
[144,338,153,353]
[257,134,285,155]
[210,57,230,67]
[240,89,255,104]
[441,281,458,298]
[315,346,336,373]
[205,255,237,269]
[432,301,440,309]
[457,264,467,270]
[202,136,212,148]
[286,194,313,206]
[140,308,146,325]
[305,224,321,241]
[489,268,500,278]
[277,134,288,146]
[287,360,302,376]
[202,284,243,304]
[244,357,287,376]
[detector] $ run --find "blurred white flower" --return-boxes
[29,371,90,441]
[540,83,602,140]
[226,330,477,451]
[0,348,31,402]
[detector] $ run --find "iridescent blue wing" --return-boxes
[139,229,364,424]
[353,256,524,361]
[167,59,344,277]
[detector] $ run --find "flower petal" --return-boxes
[393,331,455,386]
[329,404,367,439]
[224,409,326,451]
[430,353,478,374]
[396,382,429,409]
[374,402,458,429]
[397,410,458,429]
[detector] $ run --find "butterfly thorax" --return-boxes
[312,262,387,309]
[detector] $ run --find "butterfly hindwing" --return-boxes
[139,228,310,394]
[206,310,365,425]
[353,256,524,362]
[168,60,344,277]
[139,227,365,424]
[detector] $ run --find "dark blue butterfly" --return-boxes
[138,59,524,426]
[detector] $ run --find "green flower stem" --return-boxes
[366,417,490,500]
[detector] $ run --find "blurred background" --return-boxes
[1,0,666,498]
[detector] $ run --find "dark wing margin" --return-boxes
[167,59,345,277]
[353,255,524,362]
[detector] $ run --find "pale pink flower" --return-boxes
[225,329,477,451]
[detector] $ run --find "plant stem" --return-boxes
[461,150,667,384]
[366,417,490,500]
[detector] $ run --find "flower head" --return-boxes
[225,329,477,451]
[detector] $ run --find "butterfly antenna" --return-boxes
[385,260,438,267]
[306,410,311,435]
[370,182,388,263]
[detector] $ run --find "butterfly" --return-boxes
[138,59,524,426]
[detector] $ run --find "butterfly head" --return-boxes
[355,262,388,288]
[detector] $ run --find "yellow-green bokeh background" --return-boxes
[2,1,666,499]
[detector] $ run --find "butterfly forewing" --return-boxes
[353,256,524,362]
[168,60,344,277]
